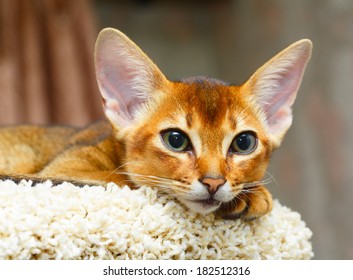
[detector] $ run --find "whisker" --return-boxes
[241,189,265,197]
[115,171,175,182]
[114,171,190,193]
[265,171,279,188]
[117,171,189,187]
[107,161,139,177]
[242,177,273,189]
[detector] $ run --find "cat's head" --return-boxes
[95,28,312,214]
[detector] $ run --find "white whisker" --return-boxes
[242,177,273,189]
[113,171,189,194]
[108,161,139,176]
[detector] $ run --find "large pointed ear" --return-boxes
[94,28,168,128]
[243,39,312,147]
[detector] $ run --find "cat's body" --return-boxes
[0,28,312,220]
[0,121,127,185]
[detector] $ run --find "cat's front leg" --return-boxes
[219,185,273,221]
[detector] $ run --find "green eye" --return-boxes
[162,130,191,152]
[230,132,257,154]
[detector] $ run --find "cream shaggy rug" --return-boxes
[0,179,313,259]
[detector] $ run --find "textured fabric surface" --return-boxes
[0,180,313,260]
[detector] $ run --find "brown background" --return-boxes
[1,0,352,259]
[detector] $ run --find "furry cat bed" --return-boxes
[0,179,313,259]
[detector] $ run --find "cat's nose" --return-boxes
[200,176,226,195]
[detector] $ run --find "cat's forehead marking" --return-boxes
[176,78,236,127]
[181,76,230,87]
[228,113,237,130]
[185,113,193,129]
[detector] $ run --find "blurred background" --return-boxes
[0,0,352,259]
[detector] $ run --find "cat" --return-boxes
[0,28,312,220]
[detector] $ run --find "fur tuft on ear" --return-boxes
[94,28,168,128]
[244,39,312,147]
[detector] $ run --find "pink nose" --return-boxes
[200,177,226,195]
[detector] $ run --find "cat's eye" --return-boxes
[161,130,191,152]
[230,132,257,154]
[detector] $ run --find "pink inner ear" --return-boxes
[249,39,312,143]
[96,54,150,128]
[260,56,308,137]
[266,106,292,136]
[265,71,300,125]
[95,28,162,128]
[102,63,144,116]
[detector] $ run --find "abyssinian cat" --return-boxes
[0,28,312,220]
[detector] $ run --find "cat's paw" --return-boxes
[219,185,273,221]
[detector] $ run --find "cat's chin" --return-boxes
[180,198,222,214]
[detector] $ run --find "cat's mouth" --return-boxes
[195,198,220,206]
[183,197,222,214]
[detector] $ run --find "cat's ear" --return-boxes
[94,28,168,128]
[243,39,312,147]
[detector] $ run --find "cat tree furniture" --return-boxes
[0,179,313,259]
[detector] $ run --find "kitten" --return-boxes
[0,28,312,220]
